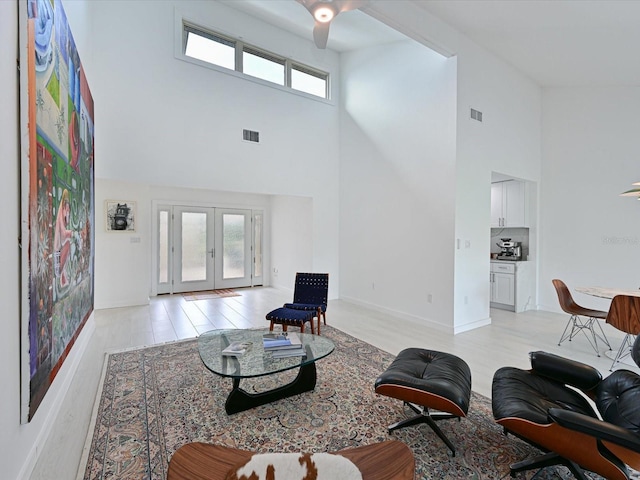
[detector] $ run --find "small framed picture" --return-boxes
[105,200,136,232]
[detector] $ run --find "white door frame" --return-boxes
[151,201,264,295]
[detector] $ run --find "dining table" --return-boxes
[575,286,640,299]
[575,286,640,369]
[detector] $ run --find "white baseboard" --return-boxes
[76,351,109,480]
[94,296,150,309]
[18,316,96,480]
[454,316,491,334]
[339,296,453,334]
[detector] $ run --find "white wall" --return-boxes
[453,38,542,332]
[539,87,640,312]
[339,40,458,330]
[95,180,152,307]
[81,0,544,327]
[95,179,276,308]
[1,3,24,477]
[89,0,342,301]
[365,1,543,333]
[270,195,314,292]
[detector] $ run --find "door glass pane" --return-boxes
[253,213,262,279]
[182,212,207,282]
[223,214,244,279]
[159,210,169,284]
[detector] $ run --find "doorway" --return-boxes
[155,204,263,294]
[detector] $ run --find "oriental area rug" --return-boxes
[82,326,612,480]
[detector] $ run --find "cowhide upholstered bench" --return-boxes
[167,440,415,480]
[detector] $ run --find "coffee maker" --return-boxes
[496,238,522,261]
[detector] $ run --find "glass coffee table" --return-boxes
[198,329,335,414]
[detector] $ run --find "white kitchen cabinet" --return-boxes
[492,272,515,305]
[490,261,534,312]
[490,262,515,306]
[491,180,527,228]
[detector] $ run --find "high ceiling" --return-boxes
[219,0,408,52]
[413,0,640,87]
[222,0,640,88]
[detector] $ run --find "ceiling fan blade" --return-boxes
[313,20,331,49]
[620,188,640,197]
[296,0,369,49]
[336,0,369,13]
[295,0,316,10]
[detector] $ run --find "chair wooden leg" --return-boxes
[323,312,327,325]
[316,307,322,335]
[269,321,274,332]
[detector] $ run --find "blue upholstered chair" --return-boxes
[285,272,329,325]
[266,272,329,335]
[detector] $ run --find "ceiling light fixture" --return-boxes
[296,0,367,49]
[313,5,335,23]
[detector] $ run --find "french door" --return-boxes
[155,205,262,294]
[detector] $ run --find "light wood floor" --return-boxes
[28,286,636,480]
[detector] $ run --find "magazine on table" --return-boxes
[263,332,302,350]
[221,341,253,356]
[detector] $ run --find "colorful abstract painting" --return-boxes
[22,0,94,422]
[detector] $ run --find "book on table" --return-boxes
[263,332,302,350]
[221,341,252,356]
[271,346,306,358]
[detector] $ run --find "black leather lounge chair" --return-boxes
[492,335,640,479]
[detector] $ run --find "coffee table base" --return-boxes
[225,362,317,414]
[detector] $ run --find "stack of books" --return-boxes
[263,332,305,358]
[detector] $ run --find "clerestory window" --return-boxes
[183,23,329,100]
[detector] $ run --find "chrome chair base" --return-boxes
[558,314,612,356]
[610,333,637,371]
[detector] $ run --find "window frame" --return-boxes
[290,62,330,98]
[179,21,331,101]
[184,24,237,70]
[242,45,287,86]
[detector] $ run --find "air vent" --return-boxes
[470,108,483,122]
[242,129,260,143]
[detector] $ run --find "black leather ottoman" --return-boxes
[375,348,472,456]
